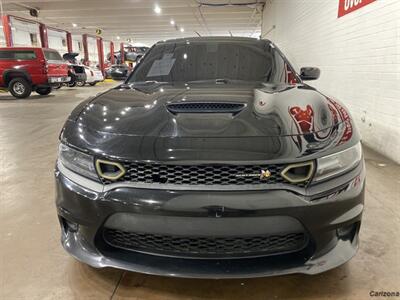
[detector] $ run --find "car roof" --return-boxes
[157,36,271,45]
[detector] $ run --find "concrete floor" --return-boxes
[0,83,399,300]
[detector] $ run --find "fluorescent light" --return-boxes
[170,19,175,25]
[154,4,161,14]
[72,23,77,27]
[180,27,184,32]
[116,36,120,40]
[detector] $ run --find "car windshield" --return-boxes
[44,50,63,61]
[129,39,296,84]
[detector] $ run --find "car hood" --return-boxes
[62,83,358,161]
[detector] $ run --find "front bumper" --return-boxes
[55,161,365,278]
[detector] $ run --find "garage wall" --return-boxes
[48,29,68,55]
[87,36,99,66]
[10,17,40,47]
[72,35,84,63]
[261,0,400,163]
[0,25,5,46]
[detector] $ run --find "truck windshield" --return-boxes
[129,40,296,84]
[44,50,63,61]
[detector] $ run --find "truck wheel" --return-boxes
[9,77,32,99]
[36,87,52,95]
[77,81,85,87]
[89,82,97,86]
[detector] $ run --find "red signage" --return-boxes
[338,0,376,18]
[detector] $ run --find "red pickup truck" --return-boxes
[0,47,70,98]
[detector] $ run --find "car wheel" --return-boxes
[36,87,52,95]
[76,81,85,87]
[9,77,32,99]
[89,82,97,86]
[68,81,77,87]
[53,84,62,89]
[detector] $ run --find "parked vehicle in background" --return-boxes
[0,47,70,98]
[107,64,131,80]
[63,53,86,87]
[65,65,86,87]
[83,66,104,86]
[107,46,149,63]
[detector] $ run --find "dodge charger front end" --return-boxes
[55,37,365,278]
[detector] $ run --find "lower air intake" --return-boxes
[103,228,308,258]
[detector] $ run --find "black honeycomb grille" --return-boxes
[99,162,308,187]
[167,102,245,114]
[103,228,308,258]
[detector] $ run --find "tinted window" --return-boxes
[44,50,63,61]
[0,50,36,60]
[129,40,295,84]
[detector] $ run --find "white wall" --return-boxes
[10,18,40,47]
[87,36,99,66]
[262,0,400,163]
[48,29,67,55]
[72,35,84,63]
[0,25,5,46]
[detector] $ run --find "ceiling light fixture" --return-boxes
[170,19,175,25]
[154,4,162,14]
[72,23,77,27]
[180,27,185,32]
[116,36,120,40]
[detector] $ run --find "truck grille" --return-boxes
[99,162,308,188]
[103,228,308,258]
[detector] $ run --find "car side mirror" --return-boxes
[300,67,320,81]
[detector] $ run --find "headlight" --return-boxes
[314,142,362,182]
[58,143,99,180]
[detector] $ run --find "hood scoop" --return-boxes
[167,102,245,114]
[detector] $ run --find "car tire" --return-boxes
[89,82,97,86]
[76,81,85,87]
[9,77,32,99]
[68,81,77,87]
[36,87,52,95]
[53,84,62,89]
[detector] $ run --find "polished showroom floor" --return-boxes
[1,83,399,300]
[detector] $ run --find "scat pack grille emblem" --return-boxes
[235,169,272,180]
[260,169,272,179]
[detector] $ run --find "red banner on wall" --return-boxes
[338,0,376,18]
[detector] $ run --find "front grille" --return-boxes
[167,102,245,114]
[99,162,308,187]
[103,228,308,258]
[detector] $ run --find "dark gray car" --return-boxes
[55,37,365,278]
